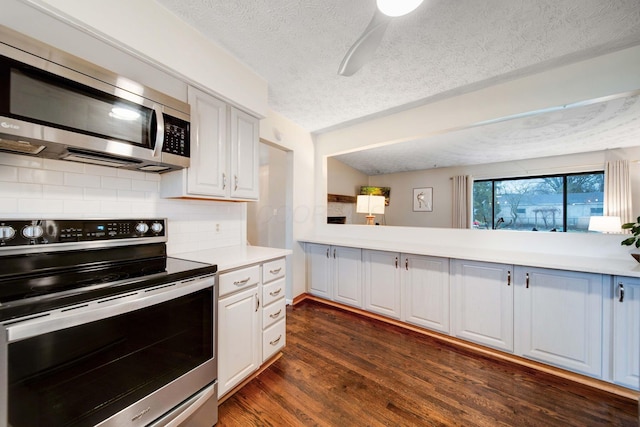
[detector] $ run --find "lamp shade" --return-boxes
[356,195,385,215]
[376,0,424,17]
[588,216,622,233]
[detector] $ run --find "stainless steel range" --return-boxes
[0,219,218,427]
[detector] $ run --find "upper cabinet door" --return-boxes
[229,107,259,200]
[187,86,228,197]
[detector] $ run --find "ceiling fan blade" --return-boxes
[338,10,391,76]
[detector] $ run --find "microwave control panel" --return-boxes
[163,115,190,158]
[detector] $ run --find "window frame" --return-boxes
[473,171,604,232]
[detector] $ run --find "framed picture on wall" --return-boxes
[413,187,433,212]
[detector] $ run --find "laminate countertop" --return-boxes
[172,245,292,273]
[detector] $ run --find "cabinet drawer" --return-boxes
[263,319,286,362]
[263,278,285,307]
[219,265,260,297]
[263,258,286,283]
[262,297,286,329]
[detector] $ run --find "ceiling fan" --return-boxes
[338,0,424,76]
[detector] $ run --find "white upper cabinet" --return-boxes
[229,107,259,199]
[161,86,259,200]
[451,260,514,352]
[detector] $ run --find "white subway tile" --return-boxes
[2,182,42,198]
[102,176,131,190]
[117,169,145,180]
[0,153,43,168]
[19,198,64,214]
[100,200,132,214]
[44,158,84,173]
[0,198,18,213]
[43,185,84,200]
[65,172,101,188]
[0,165,18,182]
[145,173,161,182]
[63,200,101,215]
[131,179,159,192]
[85,164,118,177]
[84,187,118,201]
[117,190,146,201]
[19,168,64,185]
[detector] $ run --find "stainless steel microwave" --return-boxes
[0,26,190,173]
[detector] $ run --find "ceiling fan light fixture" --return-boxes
[376,0,424,17]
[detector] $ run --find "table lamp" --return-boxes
[357,195,385,225]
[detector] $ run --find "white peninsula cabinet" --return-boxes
[514,267,605,378]
[612,276,640,390]
[401,254,450,334]
[451,260,514,352]
[363,250,402,319]
[161,86,259,201]
[306,243,362,307]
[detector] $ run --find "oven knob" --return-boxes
[0,225,16,240]
[151,222,163,234]
[135,222,149,234]
[23,224,44,239]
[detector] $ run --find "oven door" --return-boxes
[0,275,216,427]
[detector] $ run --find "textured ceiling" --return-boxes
[154,0,640,173]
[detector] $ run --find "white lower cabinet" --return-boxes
[514,267,605,378]
[451,260,514,352]
[217,285,260,398]
[306,243,362,307]
[401,254,450,333]
[363,250,401,319]
[217,258,287,399]
[612,276,640,390]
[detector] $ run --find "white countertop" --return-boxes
[172,245,292,273]
[300,236,640,279]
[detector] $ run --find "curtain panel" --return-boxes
[604,160,633,226]
[452,175,472,228]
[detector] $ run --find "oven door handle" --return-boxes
[5,275,215,342]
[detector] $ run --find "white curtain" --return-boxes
[452,175,473,228]
[604,160,633,226]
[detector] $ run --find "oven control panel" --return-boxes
[0,219,166,247]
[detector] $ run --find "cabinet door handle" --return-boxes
[507,270,511,286]
[405,258,409,270]
[222,172,227,189]
[233,277,251,286]
[269,335,282,346]
[269,288,282,297]
[395,256,398,268]
[269,267,282,275]
[326,248,329,258]
[255,294,260,312]
[333,248,336,259]
[234,174,238,191]
[269,309,282,319]
[619,283,625,303]
[526,273,530,289]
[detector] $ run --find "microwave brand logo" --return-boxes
[1,122,19,130]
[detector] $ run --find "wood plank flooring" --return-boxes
[218,300,638,426]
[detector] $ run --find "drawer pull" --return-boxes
[269,335,282,346]
[233,277,251,286]
[619,283,625,303]
[269,309,282,319]
[269,288,282,297]
[269,267,282,275]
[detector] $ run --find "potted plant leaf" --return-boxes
[621,216,640,262]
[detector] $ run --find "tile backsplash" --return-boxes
[0,153,245,254]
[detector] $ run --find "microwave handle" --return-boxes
[151,104,165,158]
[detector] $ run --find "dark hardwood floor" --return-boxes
[218,300,638,426]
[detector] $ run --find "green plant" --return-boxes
[621,216,640,248]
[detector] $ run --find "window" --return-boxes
[473,172,604,232]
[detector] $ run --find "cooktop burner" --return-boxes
[0,219,217,322]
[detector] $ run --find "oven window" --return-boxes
[8,287,213,427]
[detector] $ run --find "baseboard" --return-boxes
[294,293,639,402]
[217,352,283,404]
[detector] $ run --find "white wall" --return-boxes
[0,153,246,254]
